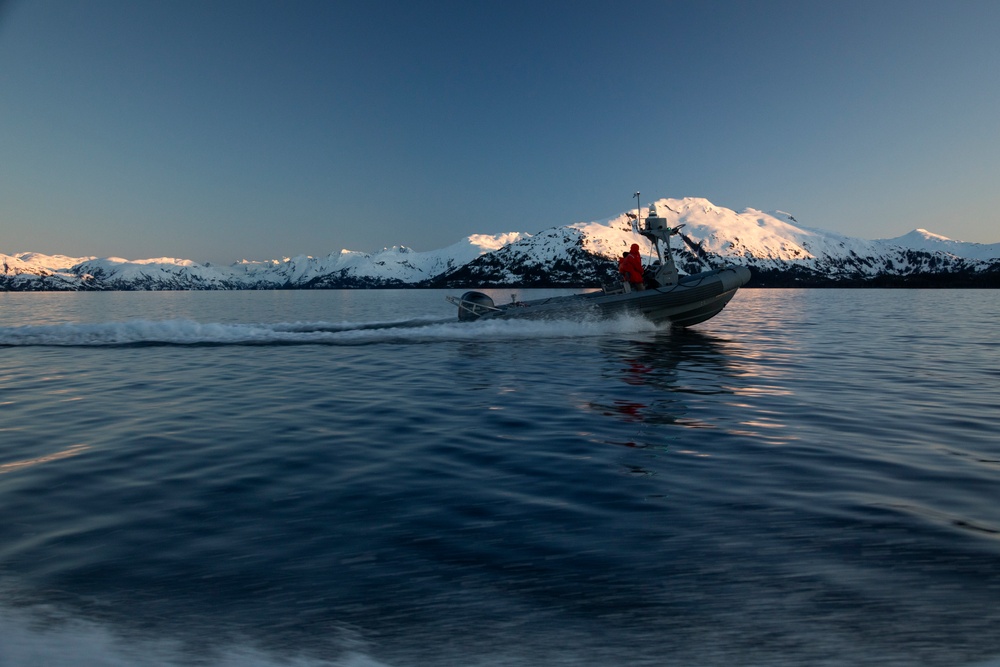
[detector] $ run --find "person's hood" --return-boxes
[630,243,641,254]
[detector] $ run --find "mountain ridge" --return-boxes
[4,198,999,290]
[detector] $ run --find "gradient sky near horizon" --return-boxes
[2,0,999,264]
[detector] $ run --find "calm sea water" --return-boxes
[1,288,998,667]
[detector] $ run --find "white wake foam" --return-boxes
[0,315,659,347]
[0,606,389,667]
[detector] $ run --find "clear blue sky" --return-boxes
[2,0,998,264]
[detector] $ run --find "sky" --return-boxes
[1,0,999,264]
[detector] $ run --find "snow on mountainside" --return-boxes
[431,198,999,287]
[3,199,998,291]
[1,252,96,290]
[294,233,528,287]
[880,229,1000,262]
[1,232,529,291]
[660,199,1000,284]
[431,226,615,287]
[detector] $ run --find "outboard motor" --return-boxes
[456,291,495,321]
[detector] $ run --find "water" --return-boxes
[1,288,998,667]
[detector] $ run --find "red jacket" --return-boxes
[619,244,643,283]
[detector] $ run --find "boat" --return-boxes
[446,202,752,328]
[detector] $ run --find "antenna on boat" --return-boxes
[632,191,641,233]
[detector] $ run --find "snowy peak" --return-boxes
[642,198,879,263]
[879,229,1000,261]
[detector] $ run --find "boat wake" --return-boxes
[4,600,1000,667]
[0,603,390,667]
[0,314,659,347]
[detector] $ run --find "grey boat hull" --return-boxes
[448,265,751,328]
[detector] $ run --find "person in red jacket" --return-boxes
[619,243,645,291]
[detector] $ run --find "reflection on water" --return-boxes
[592,328,802,449]
[0,444,90,474]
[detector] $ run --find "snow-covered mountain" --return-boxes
[1,233,527,291]
[427,198,1000,287]
[3,198,998,291]
[878,228,1000,262]
[628,199,1000,286]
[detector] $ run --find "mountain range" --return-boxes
[4,198,999,291]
